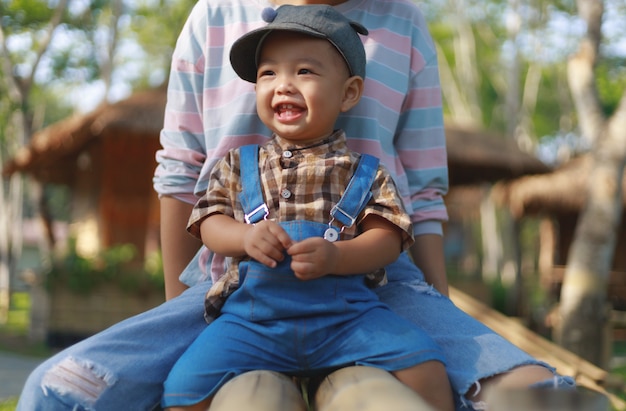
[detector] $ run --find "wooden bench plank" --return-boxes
[449,286,626,410]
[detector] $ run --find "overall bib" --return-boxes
[223,144,386,323]
[161,145,446,406]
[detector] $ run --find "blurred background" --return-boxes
[1,0,625,408]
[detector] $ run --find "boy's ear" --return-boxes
[340,76,364,112]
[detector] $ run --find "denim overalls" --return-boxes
[224,144,387,322]
[161,145,446,406]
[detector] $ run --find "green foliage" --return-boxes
[132,0,197,53]
[0,292,52,357]
[532,64,573,138]
[1,0,197,109]
[44,184,71,221]
[28,85,75,127]
[0,397,17,411]
[0,0,55,29]
[123,0,197,87]
[0,292,29,337]
[46,240,165,296]
[429,7,520,130]
[487,277,510,315]
[427,0,626,146]
[596,57,626,116]
[549,0,577,12]
[610,351,626,404]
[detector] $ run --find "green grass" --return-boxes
[0,292,51,357]
[611,341,626,404]
[1,292,29,334]
[0,293,48,411]
[614,341,626,357]
[0,398,17,411]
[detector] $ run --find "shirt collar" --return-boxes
[268,130,348,157]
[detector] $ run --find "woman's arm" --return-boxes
[409,234,449,296]
[160,196,202,300]
[155,4,209,300]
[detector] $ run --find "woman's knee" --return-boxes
[17,356,112,410]
[467,364,575,405]
[472,364,555,398]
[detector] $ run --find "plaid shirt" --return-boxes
[188,131,414,320]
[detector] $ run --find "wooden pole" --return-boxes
[210,370,307,411]
[314,366,435,411]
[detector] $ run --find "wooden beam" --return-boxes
[449,286,626,410]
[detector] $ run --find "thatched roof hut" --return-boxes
[494,155,626,218]
[3,87,166,260]
[3,87,550,260]
[445,125,550,186]
[3,86,167,184]
[494,155,626,292]
[4,89,550,187]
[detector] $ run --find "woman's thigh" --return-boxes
[17,280,212,411]
[377,254,547,397]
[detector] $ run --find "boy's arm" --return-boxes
[160,196,202,300]
[288,215,403,279]
[200,214,251,256]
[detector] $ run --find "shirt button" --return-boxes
[283,150,293,158]
[281,189,292,199]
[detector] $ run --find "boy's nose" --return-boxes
[275,77,295,94]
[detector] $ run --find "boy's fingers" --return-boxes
[253,252,277,268]
[287,238,318,256]
[268,223,293,249]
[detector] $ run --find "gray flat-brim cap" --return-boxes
[230,5,368,83]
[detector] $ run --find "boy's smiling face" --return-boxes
[255,32,362,145]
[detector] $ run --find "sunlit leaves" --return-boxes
[0,0,55,30]
[596,57,626,116]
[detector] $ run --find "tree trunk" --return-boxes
[556,148,623,367]
[0,0,68,321]
[481,188,501,282]
[0,173,22,323]
[555,0,626,367]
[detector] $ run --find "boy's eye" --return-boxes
[298,68,312,75]
[257,66,275,78]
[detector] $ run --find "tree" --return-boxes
[554,0,626,368]
[0,0,70,322]
[427,0,567,312]
[427,1,626,336]
[0,0,194,323]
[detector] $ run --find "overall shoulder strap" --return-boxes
[330,154,379,228]
[238,145,269,224]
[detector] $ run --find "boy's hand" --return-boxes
[287,237,339,280]
[244,220,293,268]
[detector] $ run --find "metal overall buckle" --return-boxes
[323,218,345,242]
[244,203,269,225]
